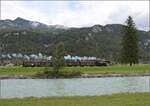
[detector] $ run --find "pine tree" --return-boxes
[121,16,139,66]
[52,42,65,76]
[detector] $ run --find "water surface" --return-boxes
[1,76,150,98]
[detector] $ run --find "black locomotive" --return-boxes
[23,59,110,67]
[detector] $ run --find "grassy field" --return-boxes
[0,93,150,106]
[0,64,150,77]
[64,64,150,74]
[0,67,44,76]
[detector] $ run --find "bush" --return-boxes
[34,69,82,78]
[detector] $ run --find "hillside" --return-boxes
[0,18,150,62]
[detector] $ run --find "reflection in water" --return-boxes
[1,76,150,98]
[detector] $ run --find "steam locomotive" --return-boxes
[23,59,111,67]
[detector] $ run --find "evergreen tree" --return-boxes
[52,42,65,76]
[121,16,139,66]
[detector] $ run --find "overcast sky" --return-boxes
[1,1,149,31]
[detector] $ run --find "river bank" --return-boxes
[0,72,150,79]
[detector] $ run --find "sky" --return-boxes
[1,1,149,31]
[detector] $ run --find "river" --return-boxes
[0,76,150,98]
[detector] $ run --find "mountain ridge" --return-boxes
[1,17,148,32]
[0,17,69,30]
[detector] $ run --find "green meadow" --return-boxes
[0,93,150,106]
[0,64,149,77]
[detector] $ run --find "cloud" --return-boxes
[1,1,149,31]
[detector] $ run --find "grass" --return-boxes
[64,64,150,74]
[0,67,45,76]
[0,64,150,77]
[0,93,150,106]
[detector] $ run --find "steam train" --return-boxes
[23,59,111,67]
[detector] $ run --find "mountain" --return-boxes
[0,18,150,62]
[0,17,68,30]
